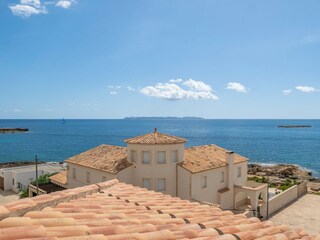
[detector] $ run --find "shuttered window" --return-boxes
[201,176,207,188]
[130,150,137,163]
[142,178,151,190]
[157,178,166,191]
[171,150,178,163]
[157,151,166,164]
[142,151,151,164]
[220,172,224,183]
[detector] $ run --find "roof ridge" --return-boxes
[124,131,187,145]
[0,179,119,221]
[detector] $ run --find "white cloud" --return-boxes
[140,79,218,100]
[20,0,41,8]
[108,85,121,90]
[55,0,76,9]
[282,89,292,95]
[12,109,22,112]
[127,86,135,91]
[226,82,247,93]
[183,79,212,92]
[169,79,183,83]
[110,91,118,95]
[9,0,75,17]
[44,108,53,112]
[296,86,316,93]
[9,3,47,17]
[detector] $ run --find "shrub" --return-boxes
[19,189,29,198]
[31,172,57,185]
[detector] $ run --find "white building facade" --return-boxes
[0,163,64,193]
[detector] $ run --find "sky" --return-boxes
[1,0,320,119]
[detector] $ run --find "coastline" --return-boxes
[249,162,319,177]
[248,163,320,193]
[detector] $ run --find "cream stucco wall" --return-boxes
[177,166,191,200]
[67,163,117,188]
[186,161,248,209]
[233,162,247,186]
[191,167,228,203]
[117,166,134,184]
[127,143,184,196]
[260,185,298,218]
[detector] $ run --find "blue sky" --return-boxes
[1,0,320,119]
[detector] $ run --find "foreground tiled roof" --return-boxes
[65,144,132,174]
[124,130,187,144]
[0,180,318,240]
[179,144,248,173]
[49,170,67,186]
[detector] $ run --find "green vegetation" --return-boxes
[278,178,296,191]
[31,173,56,185]
[19,189,28,198]
[247,176,268,183]
[247,176,297,192]
[19,172,57,198]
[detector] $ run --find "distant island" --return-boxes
[278,125,312,128]
[124,117,204,120]
[0,128,29,134]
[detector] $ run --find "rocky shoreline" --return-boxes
[248,163,317,180]
[0,161,44,169]
[0,128,28,134]
[248,163,320,192]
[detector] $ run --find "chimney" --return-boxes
[226,151,234,190]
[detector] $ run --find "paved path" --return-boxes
[270,194,320,234]
[0,189,19,205]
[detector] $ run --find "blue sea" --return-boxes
[0,119,320,177]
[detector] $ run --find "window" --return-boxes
[86,171,90,183]
[102,176,107,182]
[238,167,242,177]
[12,178,14,186]
[157,178,166,191]
[171,150,178,163]
[130,150,137,163]
[142,178,151,190]
[201,176,207,188]
[72,168,76,178]
[142,151,151,164]
[220,172,224,183]
[157,151,166,164]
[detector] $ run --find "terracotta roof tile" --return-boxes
[124,130,187,144]
[178,144,248,173]
[49,171,67,186]
[0,179,318,239]
[65,145,132,174]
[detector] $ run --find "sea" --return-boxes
[0,119,320,177]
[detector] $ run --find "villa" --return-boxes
[61,129,268,214]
